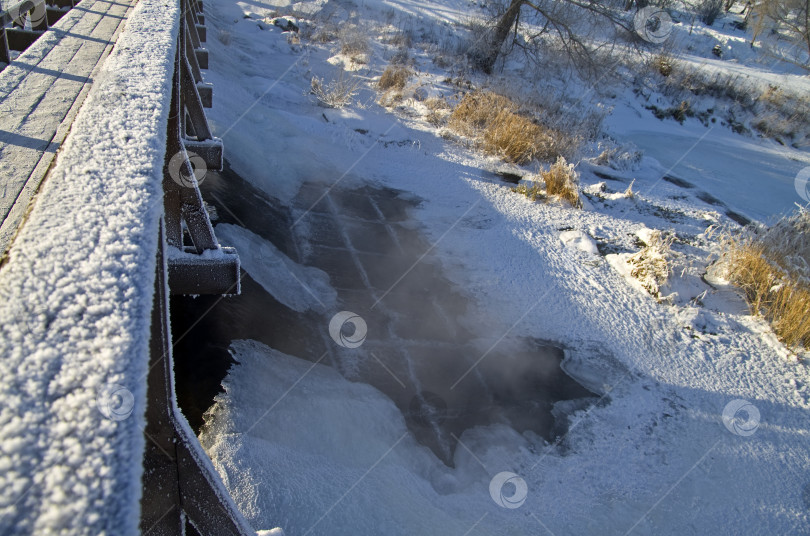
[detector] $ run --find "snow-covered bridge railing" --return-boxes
[0,0,247,533]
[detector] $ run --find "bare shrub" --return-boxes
[525,91,604,158]
[311,71,360,108]
[475,0,630,77]
[698,0,725,25]
[390,48,410,65]
[448,91,511,135]
[458,14,494,70]
[717,209,810,349]
[541,156,581,208]
[759,84,787,108]
[339,24,369,57]
[378,65,410,91]
[510,158,581,207]
[751,0,810,59]
[752,85,810,144]
[432,54,453,69]
[385,30,412,48]
[628,230,675,300]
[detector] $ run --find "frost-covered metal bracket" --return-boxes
[143,2,250,532]
[163,0,238,296]
[143,225,253,536]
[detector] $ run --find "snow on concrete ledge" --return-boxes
[0,0,179,533]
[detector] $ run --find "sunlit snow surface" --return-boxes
[197,0,810,534]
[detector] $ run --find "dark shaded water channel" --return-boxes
[171,161,596,465]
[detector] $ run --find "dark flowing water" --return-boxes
[171,161,596,465]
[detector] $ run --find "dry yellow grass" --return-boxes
[482,110,546,164]
[541,156,581,208]
[718,209,810,349]
[378,65,410,91]
[510,157,581,209]
[448,91,512,134]
[447,90,564,164]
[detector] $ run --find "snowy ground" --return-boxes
[196,0,810,534]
